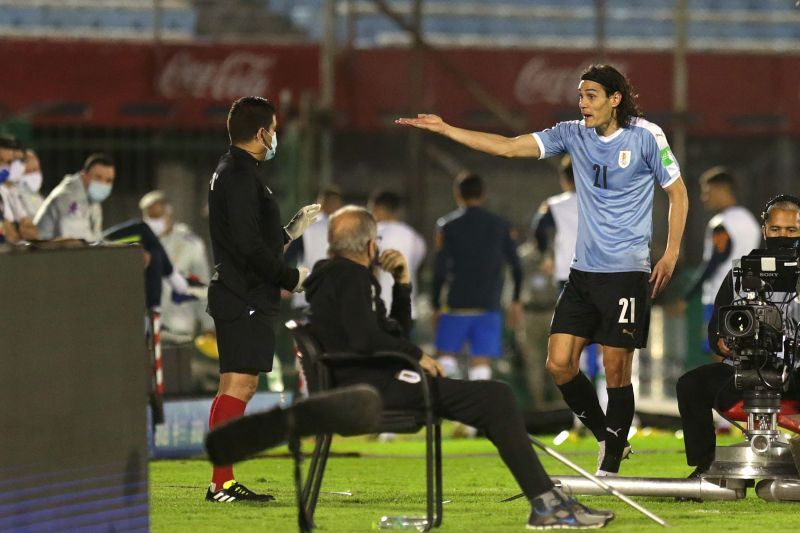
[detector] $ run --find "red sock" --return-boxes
[208,394,247,489]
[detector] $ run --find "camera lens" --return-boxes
[725,310,753,337]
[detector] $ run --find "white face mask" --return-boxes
[7,160,25,184]
[21,171,43,193]
[87,180,113,203]
[143,216,167,237]
[260,130,278,161]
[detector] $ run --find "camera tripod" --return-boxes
[704,388,800,501]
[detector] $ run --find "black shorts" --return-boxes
[213,312,276,374]
[550,269,651,349]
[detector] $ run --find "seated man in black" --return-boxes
[304,205,613,530]
[677,195,800,478]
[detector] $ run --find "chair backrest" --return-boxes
[286,320,327,394]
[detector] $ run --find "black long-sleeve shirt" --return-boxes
[433,206,522,311]
[304,256,422,387]
[206,146,297,317]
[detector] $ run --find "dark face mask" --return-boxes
[765,236,800,251]
[369,242,381,269]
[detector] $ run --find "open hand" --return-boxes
[395,114,448,134]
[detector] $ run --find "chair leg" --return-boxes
[433,422,443,528]
[424,418,434,532]
[302,434,325,504]
[307,433,333,520]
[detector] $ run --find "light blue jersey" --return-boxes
[532,118,681,273]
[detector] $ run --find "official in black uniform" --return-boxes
[205,96,321,503]
[303,206,613,530]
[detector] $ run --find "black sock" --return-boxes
[600,385,635,473]
[557,372,606,441]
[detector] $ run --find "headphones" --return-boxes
[761,194,800,224]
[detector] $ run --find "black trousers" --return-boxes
[676,363,741,468]
[377,376,554,499]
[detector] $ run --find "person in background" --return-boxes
[284,186,344,310]
[0,135,38,241]
[368,189,427,324]
[682,167,761,354]
[18,149,45,217]
[140,190,213,338]
[34,152,115,241]
[433,173,523,385]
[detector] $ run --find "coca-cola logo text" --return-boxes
[158,51,275,100]
[514,57,629,106]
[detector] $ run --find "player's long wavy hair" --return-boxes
[580,64,643,129]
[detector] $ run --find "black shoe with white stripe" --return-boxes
[206,481,275,503]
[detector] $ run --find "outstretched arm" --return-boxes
[650,177,689,298]
[395,114,540,158]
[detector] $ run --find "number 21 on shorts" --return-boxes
[618,297,636,324]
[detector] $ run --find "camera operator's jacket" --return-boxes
[708,269,800,358]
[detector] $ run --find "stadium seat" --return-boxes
[723,399,800,434]
[286,320,443,531]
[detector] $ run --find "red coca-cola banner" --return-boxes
[2,39,319,127]
[4,38,800,135]
[337,49,800,135]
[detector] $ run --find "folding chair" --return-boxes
[286,320,443,530]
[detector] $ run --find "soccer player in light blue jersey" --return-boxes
[397,64,688,477]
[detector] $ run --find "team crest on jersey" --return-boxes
[618,150,632,168]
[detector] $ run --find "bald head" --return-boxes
[328,206,377,258]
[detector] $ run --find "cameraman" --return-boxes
[676,195,800,478]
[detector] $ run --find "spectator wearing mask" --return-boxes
[0,135,37,242]
[140,190,213,337]
[34,153,115,241]
[17,149,44,216]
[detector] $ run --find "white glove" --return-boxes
[284,203,322,241]
[294,266,310,293]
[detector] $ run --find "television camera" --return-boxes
[707,242,800,481]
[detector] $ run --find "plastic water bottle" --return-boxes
[377,516,428,531]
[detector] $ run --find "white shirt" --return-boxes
[34,173,103,241]
[159,223,213,336]
[702,205,761,305]
[0,183,29,223]
[292,213,331,308]
[546,191,578,283]
[376,219,427,319]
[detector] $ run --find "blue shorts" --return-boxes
[435,311,502,358]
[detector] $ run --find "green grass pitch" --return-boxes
[150,427,799,532]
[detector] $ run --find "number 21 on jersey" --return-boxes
[618,297,636,324]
